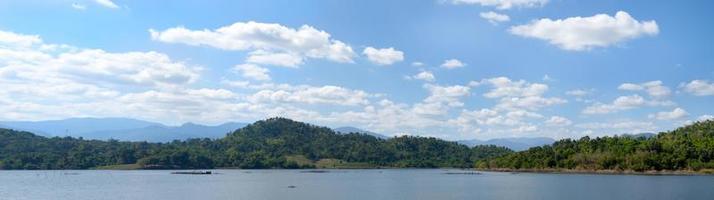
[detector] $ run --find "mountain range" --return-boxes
[0,118,247,142]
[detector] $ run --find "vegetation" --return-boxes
[0,118,511,170]
[478,120,714,173]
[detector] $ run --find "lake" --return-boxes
[1,169,713,200]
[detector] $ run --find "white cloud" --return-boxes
[408,71,435,82]
[618,80,671,98]
[545,116,572,126]
[0,30,245,124]
[71,3,87,10]
[649,108,688,121]
[247,85,372,106]
[618,83,643,91]
[450,0,548,10]
[0,30,200,89]
[0,29,42,48]
[482,77,548,98]
[411,62,425,67]
[412,84,470,115]
[681,80,714,96]
[149,21,356,66]
[440,59,466,69]
[480,11,510,24]
[479,77,566,111]
[510,11,659,51]
[233,64,270,81]
[94,0,119,9]
[362,47,404,65]
[582,95,645,114]
[245,50,303,68]
[698,115,714,122]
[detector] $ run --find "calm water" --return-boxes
[1,169,713,200]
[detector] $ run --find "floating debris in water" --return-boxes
[300,170,330,173]
[171,171,212,175]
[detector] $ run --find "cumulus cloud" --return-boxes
[510,11,659,51]
[149,21,356,66]
[477,77,567,111]
[618,80,671,98]
[681,80,714,96]
[247,85,372,106]
[450,0,548,10]
[362,47,404,65]
[412,84,470,115]
[582,95,645,114]
[440,59,466,69]
[233,64,270,81]
[649,107,688,121]
[245,50,303,68]
[480,11,510,24]
[408,71,435,82]
[0,30,240,123]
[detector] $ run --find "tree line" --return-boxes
[477,120,714,172]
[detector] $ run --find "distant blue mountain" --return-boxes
[0,118,247,143]
[333,126,388,139]
[457,137,555,151]
[0,118,161,137]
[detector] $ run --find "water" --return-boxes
[1,169,713,200]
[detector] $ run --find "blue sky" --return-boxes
[0,0,713,140]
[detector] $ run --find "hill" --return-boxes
[0,118,511,170]
[478,120,714,173]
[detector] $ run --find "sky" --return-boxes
[0,0,713,140]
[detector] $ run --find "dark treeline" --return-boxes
[0,118,512,170]
[478,120,714,172]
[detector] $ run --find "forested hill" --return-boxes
[0,118,511,170]
[478,120,714,173]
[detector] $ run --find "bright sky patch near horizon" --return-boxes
[0,0,712,140]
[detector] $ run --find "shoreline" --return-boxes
[478,168,714,176]
[6,167,714,176]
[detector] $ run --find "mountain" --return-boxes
[0,118,247,142]
[333,126,388,139]
[457,137,556,151]
[0,118,161,137]
[78,122,248,142]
